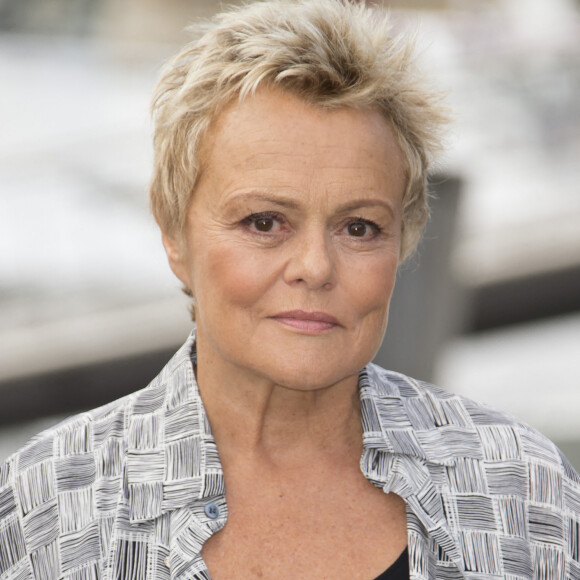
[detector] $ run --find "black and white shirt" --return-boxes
[1,331,579,579]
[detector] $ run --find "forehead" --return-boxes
[195,88,406,206]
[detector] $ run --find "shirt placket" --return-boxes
[166,495,228,580]
[362,448,465,579]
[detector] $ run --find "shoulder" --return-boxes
[0,333,196,576]
[0,393,132,545]
[2,331,196,478]
[0,394,131,577]
[2,376,148,491]
[364,362,580,491]
[364,364,580,571]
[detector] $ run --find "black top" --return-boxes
[373,548,409,580]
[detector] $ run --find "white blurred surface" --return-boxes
[1,1,579,317]
[436,312,580,442]
[0,36,168,301]
[1,0,579,466]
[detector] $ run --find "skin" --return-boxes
[162,88,408,579]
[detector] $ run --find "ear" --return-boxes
[161,231,190,287]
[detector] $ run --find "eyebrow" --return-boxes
[336,198,397,218]
[222,191,396,218]
[221,191,301,211]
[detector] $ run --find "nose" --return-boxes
[283,226,336,290]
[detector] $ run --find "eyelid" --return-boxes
[346,216,382,231]
[248,210,282,219]
[240,212,383,239]
[242,210,285,224]
[340,217,384,240]
[241,211,289,235]
[353,216,380,228]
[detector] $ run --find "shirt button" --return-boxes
[164,557,170,567]
[205,502,220,519]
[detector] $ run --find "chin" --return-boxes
[258,357,364,392]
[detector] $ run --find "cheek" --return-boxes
[347,253,398,316]
[348,255,398,360]
[192,241,277,311]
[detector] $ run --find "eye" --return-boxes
[347,221,367,237]
[242,211,287,235]
[344,219,380,238]
[254,217,275,232]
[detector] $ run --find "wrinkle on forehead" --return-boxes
[198,87,405,177]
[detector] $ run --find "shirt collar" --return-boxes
[125,331,465,570]
[126,332,459,523]
[359,363,467,570]
[126,328,227,524]
[360,363,463,469]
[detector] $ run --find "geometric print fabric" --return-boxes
[1,330,579,579]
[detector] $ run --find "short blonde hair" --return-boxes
[150,0,447,261]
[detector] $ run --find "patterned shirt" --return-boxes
[1,331,579,579]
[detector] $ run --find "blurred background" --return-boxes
[0,0,579,467]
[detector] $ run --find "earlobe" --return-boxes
[161,231,189,286]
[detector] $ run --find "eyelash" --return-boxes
[345,217,382,238]
[240,212,383,239]
[241,211,286,233]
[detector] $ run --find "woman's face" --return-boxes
[164,89,406,391]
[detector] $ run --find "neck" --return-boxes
[194,341,363,468]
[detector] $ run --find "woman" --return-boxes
[1,1,578,579]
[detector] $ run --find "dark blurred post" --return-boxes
[373,175,464,382]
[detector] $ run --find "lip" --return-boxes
[270,310,341,333]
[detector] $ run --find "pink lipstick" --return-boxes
[270,310,341,333]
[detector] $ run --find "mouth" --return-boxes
[270,310,341,333]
